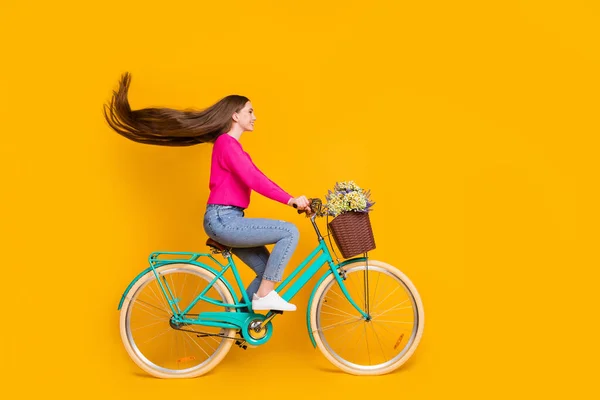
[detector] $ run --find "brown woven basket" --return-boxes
[328,211,376,258]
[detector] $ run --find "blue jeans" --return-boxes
[203,204,300,302]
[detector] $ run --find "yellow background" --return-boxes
[1,0,599,398]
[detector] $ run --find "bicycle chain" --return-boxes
[172,326,242,341]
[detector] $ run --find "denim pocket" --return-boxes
[216,208,241,226]
[203,212,219,237]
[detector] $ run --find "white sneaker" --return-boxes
[252,291,297,311]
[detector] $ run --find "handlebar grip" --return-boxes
[293,199,317,214]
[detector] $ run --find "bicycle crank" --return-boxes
[240,311,280,346]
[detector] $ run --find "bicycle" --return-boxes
[117,198,424,377]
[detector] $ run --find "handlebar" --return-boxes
[292,198,324,216]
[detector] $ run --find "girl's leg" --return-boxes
[209,217,299,284]
[204,206,299,310]
[231,245,269,301]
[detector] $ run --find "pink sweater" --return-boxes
[207,134,293,209]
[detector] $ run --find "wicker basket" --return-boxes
[328,211,376,258]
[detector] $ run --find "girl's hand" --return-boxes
[289,196,311,211]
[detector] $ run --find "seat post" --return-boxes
[206,238,232,258]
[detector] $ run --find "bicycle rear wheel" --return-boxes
[119,263,235,378]
[309,260,424,375]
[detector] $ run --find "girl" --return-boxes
[104,72,311,311]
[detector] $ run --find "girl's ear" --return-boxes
[232,112,239,122]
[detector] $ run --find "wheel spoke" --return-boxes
[370,272,382,312]
[321,302,359,319]
[334,319,366,354]
[371,285,402,311]
[372,300,411,318]
[370,322,388,362]
[184,331,213,357]
[132,298,171,319]
[148,281,171,313]
[373,320,413,324]
[363,323,371,365]
[320,310,359,318]
[315,315,363,332]
[132,319,167,332]
[141,325,173,344]
[167,274,178,308]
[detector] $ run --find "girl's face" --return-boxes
[234,101,257,132]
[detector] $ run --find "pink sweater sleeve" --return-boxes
[221,142,293,205]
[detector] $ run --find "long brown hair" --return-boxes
[103,72,249,146]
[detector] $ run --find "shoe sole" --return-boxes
[251,306,297,311]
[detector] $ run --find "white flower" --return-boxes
[323,181,375,217]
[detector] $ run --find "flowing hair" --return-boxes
[103,72,249,146]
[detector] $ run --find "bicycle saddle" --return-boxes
[206,238,230,253]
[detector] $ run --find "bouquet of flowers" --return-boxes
[323,181,376,258]
[324,181,375,217]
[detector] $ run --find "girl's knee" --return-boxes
[285,223,299,240]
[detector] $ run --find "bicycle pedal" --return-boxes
[235,340,248,350]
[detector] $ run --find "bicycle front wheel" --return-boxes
[119,263,236,378]
[309,260,424,375]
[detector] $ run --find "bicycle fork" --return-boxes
[334,262,371,320]
[363,256,370,319]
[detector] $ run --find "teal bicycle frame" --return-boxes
[117,214,370,347]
